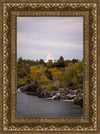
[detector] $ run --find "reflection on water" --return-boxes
[17,91,83,117]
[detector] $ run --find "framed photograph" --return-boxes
[17,17,84,118]
[0,0,99,133]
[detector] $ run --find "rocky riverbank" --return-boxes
[18,84,83,106]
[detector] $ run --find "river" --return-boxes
[17,91,83,117]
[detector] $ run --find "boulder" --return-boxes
[67,95,76,100]
[19,84,39,94]
[47,91,56,97]
[53,95,61,100]
[73,94,83,106]
[74,89,83,95]
[19,84,33,92]
[38,89,46,98]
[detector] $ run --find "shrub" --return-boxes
[45,69,53,80]
[17,77,27,87]
[59,61,83,89]
[46,84,58,91]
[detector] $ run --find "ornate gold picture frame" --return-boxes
[0,0,99,133]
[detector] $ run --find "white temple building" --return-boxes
[46,46,54,62]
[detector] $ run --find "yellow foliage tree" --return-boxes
[48,68,62,79]
[30,65,47,79]
[38,74,50,85]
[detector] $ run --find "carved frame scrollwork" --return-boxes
[1,1,97,133]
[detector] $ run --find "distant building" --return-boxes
[46,46,54,63]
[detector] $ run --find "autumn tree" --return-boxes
[48,68,62,80]
[72,59,79,64]
[17,66,27,79]
[56,56,65,67]
[38,59,46,66]
[65,60,71,66]
[17,57,23,64]
[46,62,53,68]
[45,69,53,80]
[59,61,83,89]
[30,65,47,79]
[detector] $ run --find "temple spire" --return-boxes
[46,45,54,62]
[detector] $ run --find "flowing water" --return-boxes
[17,91,83,117]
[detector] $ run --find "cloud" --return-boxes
[17,17,83,60]
[17,17,83,33]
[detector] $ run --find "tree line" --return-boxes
[17,56,80,68]
[17,56,83,90]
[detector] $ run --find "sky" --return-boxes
[17,17,83,61]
